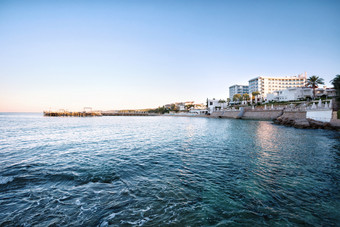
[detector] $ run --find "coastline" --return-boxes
[163,109,340,130]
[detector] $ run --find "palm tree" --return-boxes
[233,94,242,102]
[242,93,250,102]
[306,75,324,99]
[252,91,260,102]
[331,74,340,101]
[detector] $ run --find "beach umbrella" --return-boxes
[317,99,322,108]
[312,102,316,109]
[325,102,329,109]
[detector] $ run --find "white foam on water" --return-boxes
[75,199,81,205]
[108,213,116,219]
[0,176,14,185]
[99,220,108,227]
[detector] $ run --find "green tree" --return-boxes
[185,104,194,110]
[242,93,250,101]
[233,94,242,102]
[306,75,324,98]
[252,91,260,97]
[218,99,226,103]
[227,98,231,103]
[252,91,260,101]
[331,74,340,101]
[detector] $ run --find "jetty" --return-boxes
[43,107,102,117]
[43,107,160,117]
[101,112,157,116]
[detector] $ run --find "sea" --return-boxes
[0,113,339,226]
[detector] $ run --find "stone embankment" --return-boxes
[210,108,340,130]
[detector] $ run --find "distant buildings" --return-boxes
[229,85,249,99]
[315,87,336,98]
[248,72,307,99]
[267,87,313,102]
[266,86,336,102]
[207,98,227,112]
[164,101,205,112]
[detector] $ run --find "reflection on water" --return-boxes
[0,114,339,226]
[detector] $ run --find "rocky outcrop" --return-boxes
[293,119,310,129]
[273,116,340,130]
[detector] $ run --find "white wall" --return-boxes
[306,110,332,122]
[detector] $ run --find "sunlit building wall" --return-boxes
[248,72,307,99]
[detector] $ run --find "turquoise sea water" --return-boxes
[0,113,339,226]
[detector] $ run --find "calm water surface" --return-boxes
[0,113,339,226]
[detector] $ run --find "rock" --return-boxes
[273,116,340,130]
[308,119,327,129]
[293,119,310,129]
[282,117,295,126]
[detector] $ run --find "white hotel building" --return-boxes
[248,72,307,99]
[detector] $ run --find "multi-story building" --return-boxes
[248,72,307,99]
[229,85,249,99]
[267,87,313,102]
[207,98,228,113]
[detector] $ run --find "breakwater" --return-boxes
[43,111,102,117]
[101,113,158,116]
[43,111,158,117]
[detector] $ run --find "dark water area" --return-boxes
[0,113,339,226]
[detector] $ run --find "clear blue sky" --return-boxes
[1,0,339,111]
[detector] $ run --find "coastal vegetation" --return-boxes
[148,106,169,114]
[306,75,324,98]
[252,91,260,101]
[233,94,242,102]
[331,74,340,101]
[242,93,250,101]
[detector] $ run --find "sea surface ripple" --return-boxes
[0,113,339,226]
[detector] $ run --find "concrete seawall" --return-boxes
[280,111,307,119]
[165,108,340,130]
[210,109,283,120]
[242,110,283,120]
[210,111,240,119]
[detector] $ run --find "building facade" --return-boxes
[207,98,228,113]
[267,87,313,102]
[229,85,249,99]
[248,72,307,99]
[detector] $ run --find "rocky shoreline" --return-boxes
[273,116,340,130]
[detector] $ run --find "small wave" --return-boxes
[0,176,14,185]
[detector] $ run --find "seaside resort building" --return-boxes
[248,72,307,100]
[229,85,249,99]
[267,86,336,102]
[267,87,313,102]
[207,98,228,113]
